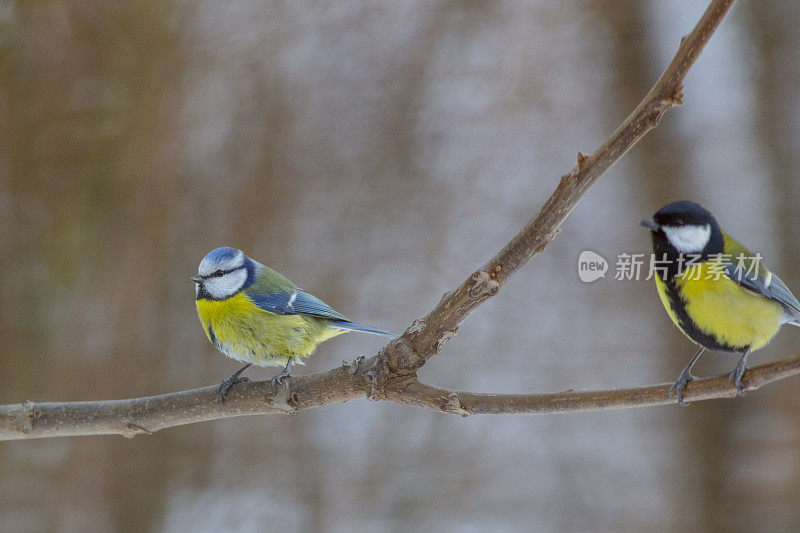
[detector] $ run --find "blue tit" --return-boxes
[192,247,395,402]
[641,201,800,405]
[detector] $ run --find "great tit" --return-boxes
[641,201,800,405]
[192,247,395,402]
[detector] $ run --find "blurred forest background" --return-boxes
[2,1,800,531]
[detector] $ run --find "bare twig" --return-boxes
[0,0,746,441]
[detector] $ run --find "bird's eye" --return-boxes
[213,269,224,277]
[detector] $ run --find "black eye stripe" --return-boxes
[205,268,237,279]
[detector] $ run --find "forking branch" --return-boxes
[1,0,764,441]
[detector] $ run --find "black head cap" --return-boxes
[652,201,716,228]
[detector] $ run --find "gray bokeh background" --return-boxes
[2,1,800,531]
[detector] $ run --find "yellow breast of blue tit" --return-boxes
[196,293,344,367]
[192,247,395,369]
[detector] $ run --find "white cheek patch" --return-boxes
[662,224,711,253]
[204,269,248,299]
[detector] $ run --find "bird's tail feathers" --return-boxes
[329,321,397,338]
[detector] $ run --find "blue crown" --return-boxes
[204,247,241,263]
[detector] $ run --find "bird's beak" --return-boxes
[640,218,660,231]
[191,275,203,283]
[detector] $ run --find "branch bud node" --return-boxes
[576,151,589,170]
[441,393,471,417]
[406,318,427,334]
[468,270,500,298]
[435,330,457,353]
[386,340,425,371]
[124,422,152,438]
[342,355,365,374]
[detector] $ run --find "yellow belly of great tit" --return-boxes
[196,293,345,368]
[655,261,784,352]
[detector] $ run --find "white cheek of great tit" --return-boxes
[661,224,711,253]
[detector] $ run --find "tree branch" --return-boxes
[0,364,368,440]
[390,355,800,415]
[3,354,798,440]
[0,0,744,441]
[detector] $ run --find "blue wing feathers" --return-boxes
[245,288,394,335]
[246,290,296,315]
[328,321,397,338]
[246,288,350,321]
[290,290,350,321]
